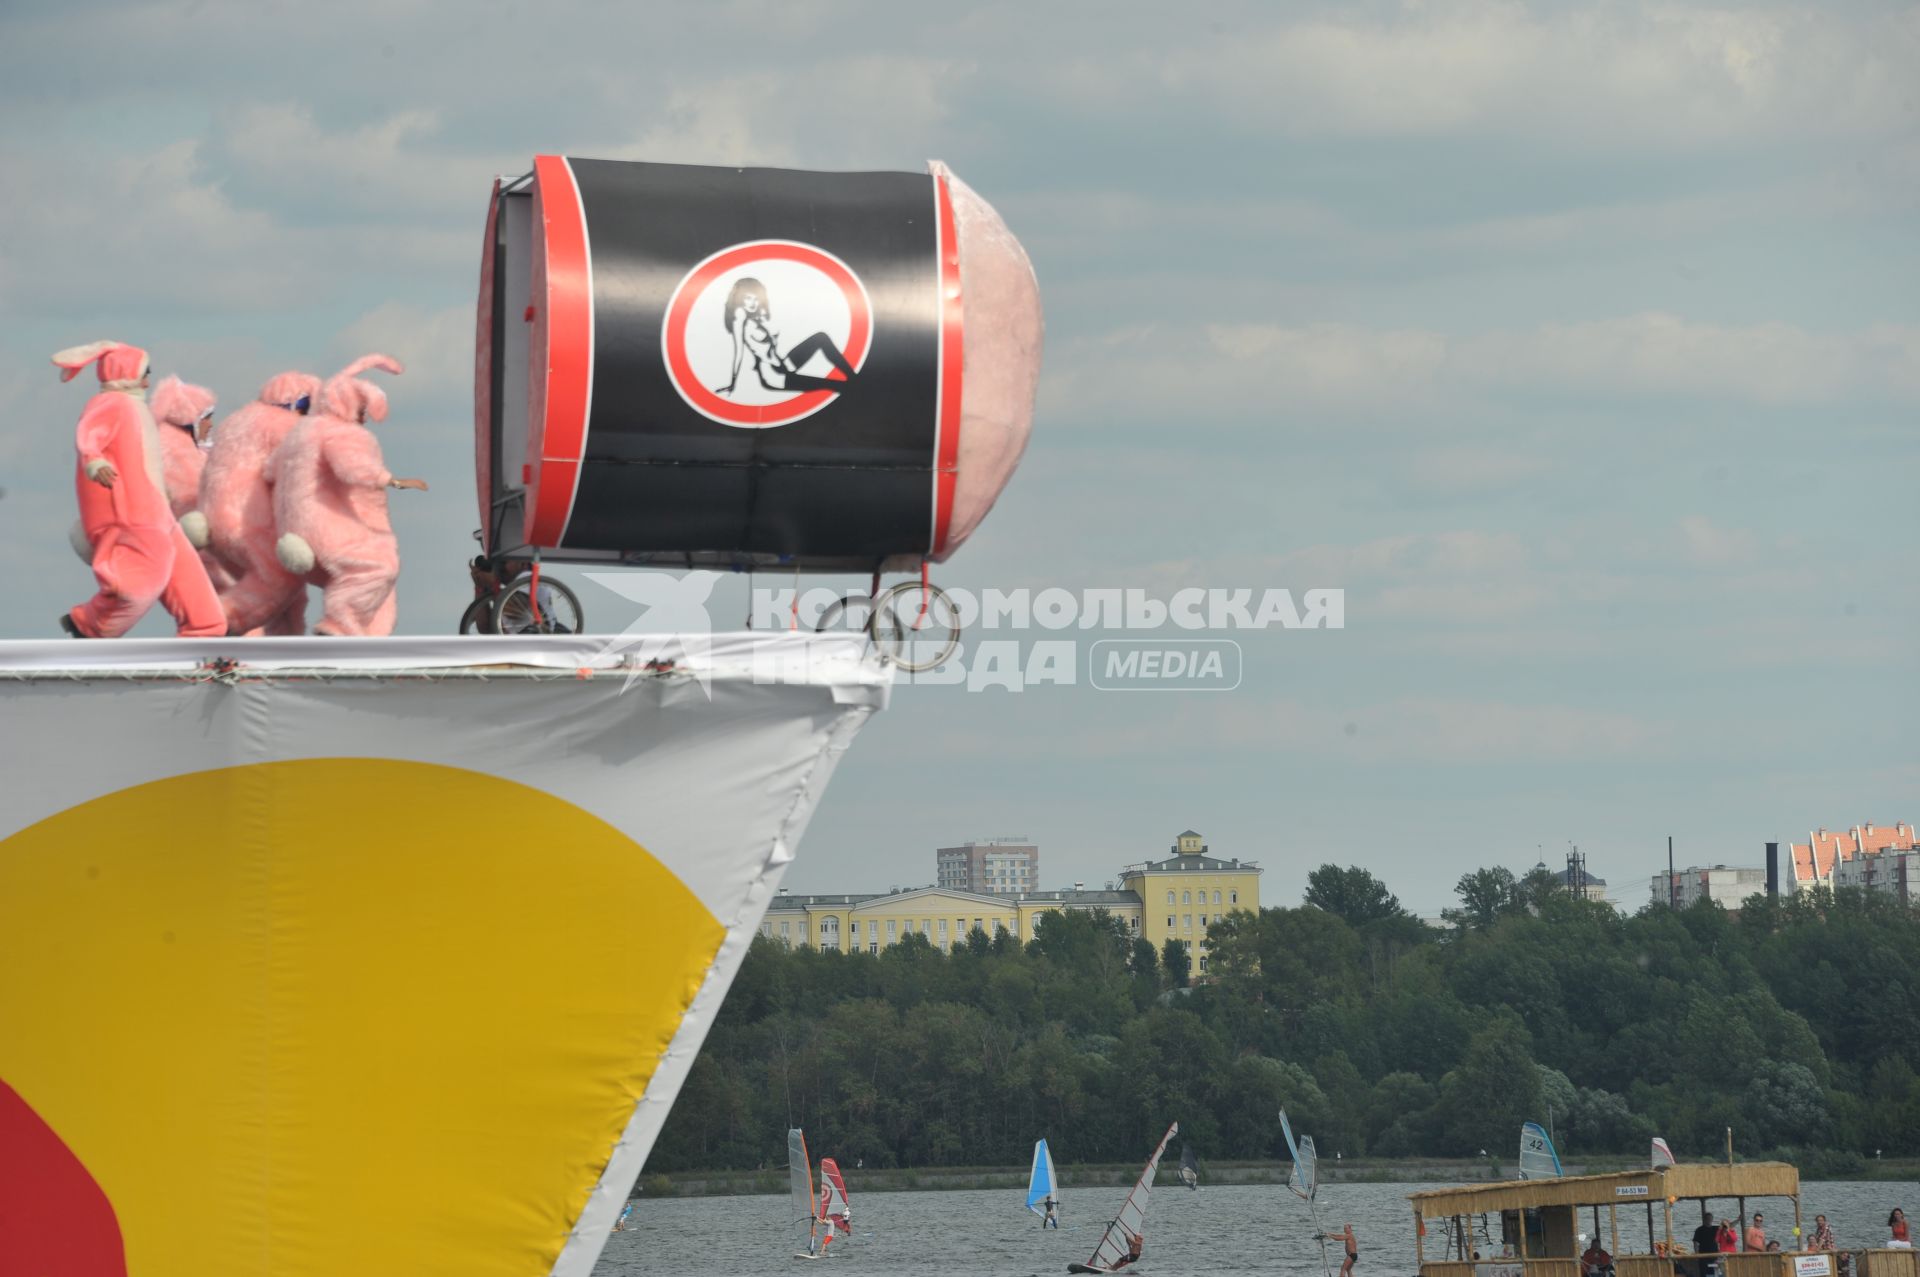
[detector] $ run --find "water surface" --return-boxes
[594,1179,1920,1277]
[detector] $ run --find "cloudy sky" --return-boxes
[2,0,1913,916]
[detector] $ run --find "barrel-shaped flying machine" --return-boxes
[471,155,1041,640]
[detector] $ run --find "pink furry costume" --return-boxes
[147,375,234,593]
[148,375,216,520]
[273,355,427,636]
[55,342,225,639]
[190,370,322,636]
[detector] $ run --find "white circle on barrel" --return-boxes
[661,239,873,429]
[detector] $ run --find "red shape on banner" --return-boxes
[0,1078,127,1276]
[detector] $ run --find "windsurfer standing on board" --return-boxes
[1042,1193,1060,1229]
[1110,1228,1144,1270]
[814,1181,837,1254]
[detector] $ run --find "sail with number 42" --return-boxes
[1071,1121,1177,1274]
[1519,1121,1563,1180]
[1027,1139,1059,1217]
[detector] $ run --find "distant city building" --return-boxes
[1788,823,1917,893]
[1650,864,1768,909]
[1830,845,1920,904]
[936,838,1039,895]
[770,830,1261,973]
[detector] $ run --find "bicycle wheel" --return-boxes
[492,574,585,635]
[872,581,960,672]
[458,597,496,636]
[815,593,879,634]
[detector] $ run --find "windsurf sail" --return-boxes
[1028,1138,1059,1216]
[1651,1136,1675,1168]
[1079,1121,1176,1273]
[1179,1141,1199,1189]
[1281,1109,1332,1277]
[1519,1121,1563,1180]
[1280,1109,1317,1202]
[789,1128,818,1243]
[821,1157,850,1221]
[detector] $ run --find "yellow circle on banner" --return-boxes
[0,759,723,1277]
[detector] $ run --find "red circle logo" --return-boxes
[661,240,873,429]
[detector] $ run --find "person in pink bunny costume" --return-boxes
[148,375,217,520]
[54,341,225,639]
[147,374,234,593]
[273,354,428,636]
[188,369,322,636]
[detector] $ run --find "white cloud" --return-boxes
[1124,2,1918,147]
[1044,313,1920,427]
[603,55,977,170]
[332,302,475,415]
[1678,514,1759,568]
[940,693,1666,764]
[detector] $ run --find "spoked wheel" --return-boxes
[872,580,960,672]
[816,593,881,636]
[491,573,584,635]
[458,597,496,635]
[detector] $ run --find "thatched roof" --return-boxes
[1409,1164,1801,1218]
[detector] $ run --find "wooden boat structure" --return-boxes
[1408,1163,1918,1277]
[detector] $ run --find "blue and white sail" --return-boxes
[1281,1109,1332,1277]
[1519,1121,1563,1180]
[1026,1138,1059,1216]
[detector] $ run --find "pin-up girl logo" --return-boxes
[662,240,872,429]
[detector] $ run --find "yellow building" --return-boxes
[1121,830,1261,957]
[760,830,1261,972]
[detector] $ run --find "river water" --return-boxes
[593,1180,1920,1277]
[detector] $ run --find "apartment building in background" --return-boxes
[936,838,1040,895]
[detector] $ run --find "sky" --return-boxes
[1,0,1914,918]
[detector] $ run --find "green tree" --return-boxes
[1130,936,1159,976]
[1304,864,1408,927]
[1445,867,1519,930]
[1161,937,1191,988]
[1437,1015,1544,1154]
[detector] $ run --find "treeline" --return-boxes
[647,866,1920,1174]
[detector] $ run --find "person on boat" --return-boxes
[1745,1214,1767,1253]
[1890,1209,1910,1246]
[1691,1212,1721,1277]
[1810,1215,1835,1251]
[1582,1236,1615,1277]
[1716,1220,1739,1256]
[1042,1193,1059,1228]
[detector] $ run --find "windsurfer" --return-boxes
[1339,1224,1359,1277]
[815,1182,837,1253]
[1043,1194,1060,1228]
[1111,1229,1144,1269]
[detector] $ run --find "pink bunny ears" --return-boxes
[319,353,405,424]
[52,341,149,387]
